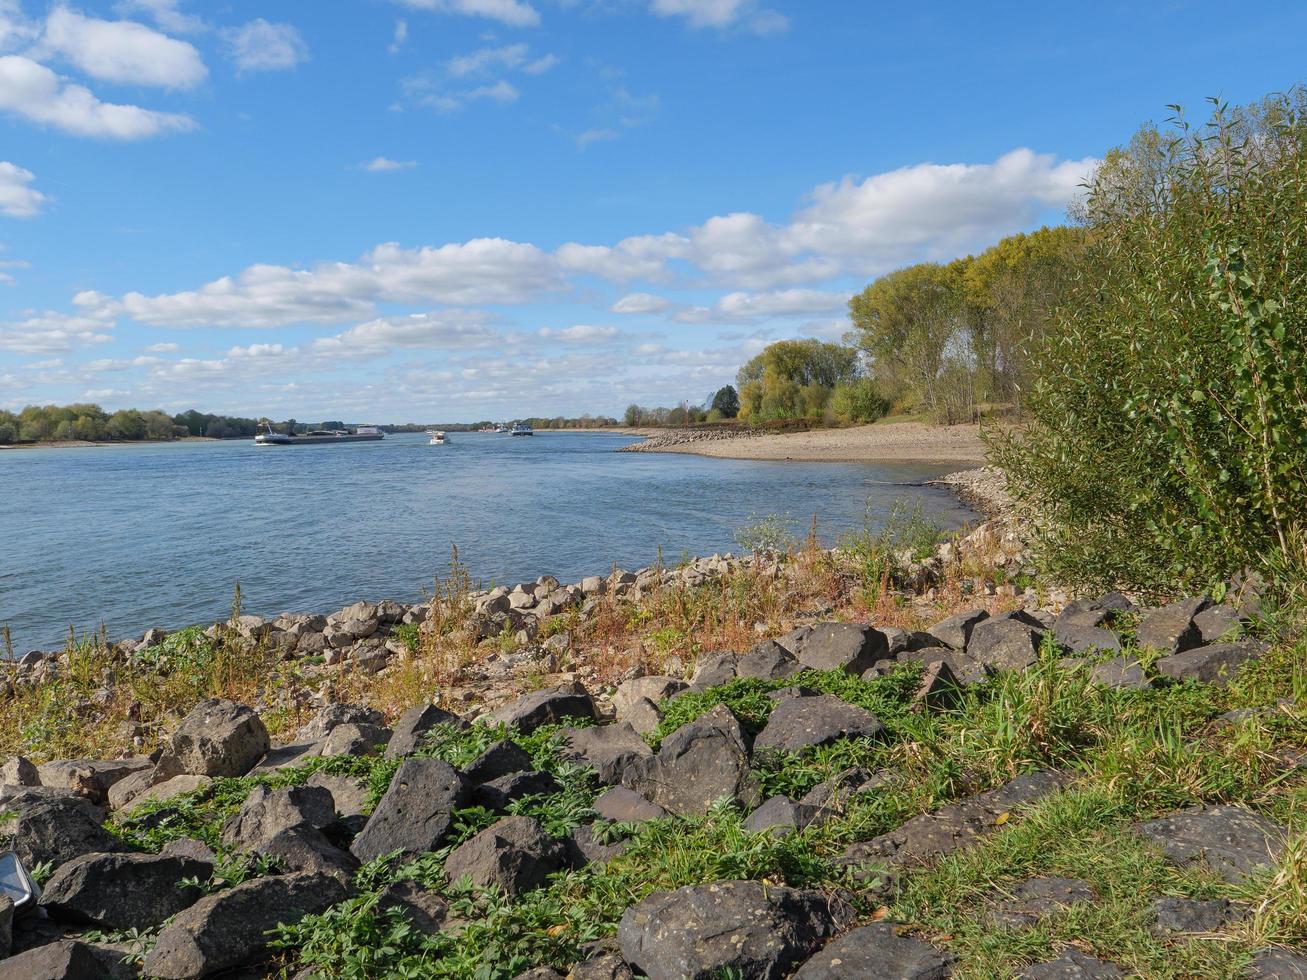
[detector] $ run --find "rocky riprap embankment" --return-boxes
[0,592,1300,977]
[617,427,764,452]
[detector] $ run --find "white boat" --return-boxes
[427,430,447,445]
[510,422,534,436]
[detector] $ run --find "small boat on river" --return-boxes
[427,430,447,445]
[510,422,534,436]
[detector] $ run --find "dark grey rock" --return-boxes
[473,770,561,811]
[261,825,359,881]
[613,676,686,718]
[927,608,989,650]
[463,739,534,783]
[1194,604,1241,644]
[987,876,1095,929]
[296,703,384,742]
[842,770,1068,870]
[305,772,370,818]
[350,758,470,861]
[913,660,963,710]
[966,617,1047,670]
[1156,641,1262,686]
[569,953,633,980]
[443,815,569,896]
[1055,599,1112,631]
[375,880,447,934]
[736,640,801,680]
[620,704,760,816]
[593,786,667,823]
[10,795,126,868]
[483,683,597,734]
[617,879,842,980]
[791,922,953,978]
[800,767,887,817]
[743,794,823,835]
[0,939,124,979]
[1055,624,1122,655]
[688,651,738,689]
[385,703,465,758]
[1247,948,1307,978]
[221,784,335,848]
[39,851,211,930]
[768,685,819,701]
[156,699,269,779]
[567,823,627,866]
[562,723,652,785]
[36,758,151,806]
[0,756,38,787]
[1089,656,1151,690]
[318,722,391,757]
[792,623,888,675]
[143,872,347,978]
[1137,804,1286,883]
[753,694,883,754]
[1019,950,1123,978]
[1150,895,1234,934]
[162,837,216,862]
[1136,597,1210,655]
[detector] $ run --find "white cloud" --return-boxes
[556,232,686,281]
[224,19,308,74]
[387,18,407,54]
[675,289,849,322]
[0,54,195,138]
[39,7,207,89]
[0,0,37,49]
[523,53,558,74]
[467,79,517,102]
[113,0,205,35]
[117,238,562,328]
[0,161,47,217]
[537,324,618,343]
[447,42,528,77]
[362,156,417,172]
[313,310,501,354]
[575,127,616,149]
[393,0,540,28]
[650,0,787,34]
[144,341,179,352]
[0,308,114,353]
[404,73,520,112]
[611,292,672,314]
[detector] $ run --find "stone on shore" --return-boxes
[350,758,469,862]
[39,851,212,930]
[791,923,953,979]
[1136,804,1286,883]
[155,699,269,779]
[753,694,883,753]
[621,704,760,816]
[384,703,464,758]
[791,623,887,674]
[483,683,597,733]
[443,816,569,896]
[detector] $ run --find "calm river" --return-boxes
[0,432,976,651]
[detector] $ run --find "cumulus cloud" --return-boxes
[116,238,562,328]
[575,127,616,149]
[537,324,618,343]
[392,0,540,28]
[0,300,115,354]
[39,6,206,88]
[0,161,47,217]
[0,54,195,138]
[650,0,787,34]
[143,341,180,352]
[676,289,850,322]
[313,310,501,354]
[362,156,417,172]
[387,18,407,54]
[611,292,672,315]
[224,19,308,74]
[113,0,205,35]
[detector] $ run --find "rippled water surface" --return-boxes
[0,432,976,650]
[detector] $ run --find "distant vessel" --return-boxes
[510,422,534,436]
[494,424,509,434]
[477,425,498,433]
[254,423,384,446]
[427,430,447,445]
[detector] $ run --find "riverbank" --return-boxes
[620,421,987,463]
[0,436,222,450]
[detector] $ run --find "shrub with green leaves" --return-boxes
[992,90,1307,597]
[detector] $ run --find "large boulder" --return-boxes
[1155,641,1262,686]
[9,795,126,868]
[1136,804,1287,883]
[562,723,653,785]
[296,703,384,742]
[156,699,269,779]
[617,879,843,980]
[220,784,335,849]
[743,794,823,836]
[0,756,38,787]
[791,923,953,978]
[621,704,760,816]
[966,614,1048,671]
[375,880,448,935]
[443,816,569,896]
[483,683,597,734]
[1135,597,1210,655]
[36,759,151,806]
[792,624,887,675]
[143,872,347,978]
[736,640,801,680]
[753,694,883,754]
[594,786,667,823]
[473,771,562,811]
[39,851,212,930]
[0,939,134,979]
[613,676,685,720]
[927,608,989,650]
[350,758,469,862]
[463,739,534,783]
[384,703,465,759]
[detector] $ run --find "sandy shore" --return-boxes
[634,422,988,464]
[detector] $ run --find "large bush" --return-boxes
[991,93,1307,595]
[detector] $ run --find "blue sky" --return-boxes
[1,0,1305,422]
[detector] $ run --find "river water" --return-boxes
[0,432,976,651]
